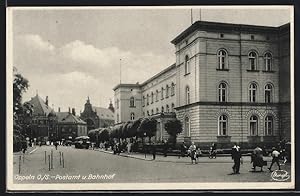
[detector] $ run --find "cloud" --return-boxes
[15,33,174,111]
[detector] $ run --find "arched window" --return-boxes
[249,115,258,136]
[171,82,175,96]
[264,52,272,71]
[156,108,159,114]
[161,106,164,113]
[265,84,273,103]
[130,112,135,120]
[185,116,190,137]
[129,97,135,107]
[218,82,227,102]
[217,49,228,69]
[184,55,190,74]
[218,115,228,136]
[249,51,258,70]
[151,92,154,104]
[249,83,257,102]
[166,104,170,113]
[166,85,169,98]
[161,87,164,100]
[146,94,149,105]
[186,86,190,104]
[147,111,150,116]
[171,103,175,112]
[265,115,273,136]
[156,90,159,102]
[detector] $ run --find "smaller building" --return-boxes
[80,97,115,132]
[56,108,87,140]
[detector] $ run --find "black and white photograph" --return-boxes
[6,6,294,191]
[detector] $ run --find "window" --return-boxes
[249,83,257,102]
[186,86,190,104]
[220,33,224,38]
[161,106,164,113]
[156,108,159,114]
[218,82,227,102]
[129,97,135,107]
[251,35,255,40]
[184,55,190,75]
[146,94,149,105]
[166,104,170,113]
[249,51,257,71]
[265,116,273,136]
[117,114,119,123]
[156,90,159,102]
[249,116,258,136]
[147,111,150,116]
[171,82,175,96]
[171,103,175,112]
[218,115,228,136]
[166,85,169,98]
[142,96,145,107]
[130,113,135,120]
[217,49,227,69]
[264,52,272,71]
[265,84,273,103]
[151,109,154,116]
[151,92,154,104]
[161,87,164,100]
[185,116,190,137]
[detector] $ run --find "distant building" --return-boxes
[80,97,115,132]
[27,94,57,142]
[114,21,291,148]
[56,108,87,140]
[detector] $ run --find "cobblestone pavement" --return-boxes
[12,145,291,184]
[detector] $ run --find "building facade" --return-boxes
[113,21,291,148]
[80,97,115,132]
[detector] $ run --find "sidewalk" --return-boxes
[94,148,278,164]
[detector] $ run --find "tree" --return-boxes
[138,117,157,143]
[165,119,183,146]
[99,129,110,142]
[127,119,141,138]
[13,67,29,117]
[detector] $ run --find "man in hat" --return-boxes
[231,143,242,174]
[268,147,281,171]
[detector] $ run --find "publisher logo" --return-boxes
[271,170,290,181]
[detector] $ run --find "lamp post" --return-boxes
[144,132,147,158]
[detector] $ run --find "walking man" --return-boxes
[151,143,156,160]
[231,143,241,174]
[179,142,187,159]
[268,147,281,171]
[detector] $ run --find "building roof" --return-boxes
[171,21,289,45]
[92,106,115,120]
[112,83,140,91]
[27,94,54,116]
[56,112,87,124]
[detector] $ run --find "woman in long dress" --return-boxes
[189,142,197,164]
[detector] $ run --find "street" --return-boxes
[13,145,291,183]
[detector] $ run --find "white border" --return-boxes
[6,5,295,191]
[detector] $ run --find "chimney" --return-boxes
[68,107,71,113]
[45,96,49,106]
[58,107,61,112]
[72,108,76,116]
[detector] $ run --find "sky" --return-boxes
[10,6,292,114]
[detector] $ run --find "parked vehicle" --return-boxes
[74,136,90,149]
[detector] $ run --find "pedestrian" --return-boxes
[196,146,202,161]
[151,143,156,160]
[38,141,42,147]
[22,142,27,154]
[231,143,241,174]
[268,147,281,171]
[163,140,168,157]
[189,142,197,164]
[209,142,217,159]
[55,141,58,150]
[251,146,265,172]
[127,141,132,154]
[179,142,187,159]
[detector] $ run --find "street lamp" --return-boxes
[144,132,147,158]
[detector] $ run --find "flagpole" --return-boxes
[199,9,201,21]
[190,9,193,24]
[119,58,122,84]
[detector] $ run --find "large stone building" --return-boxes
[80,97,115,132]
[113,21,291,148]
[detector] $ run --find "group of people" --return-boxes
[232,143,285,174]
[179,142,217,163]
